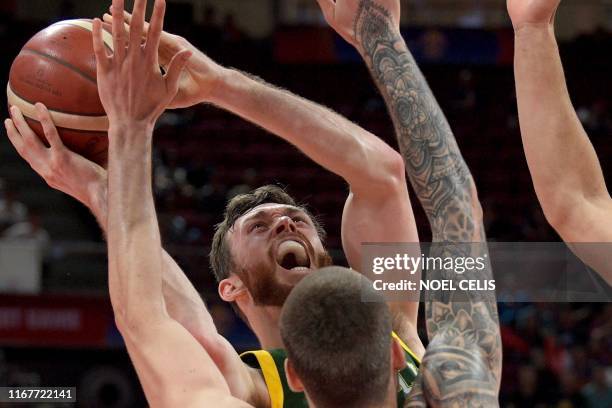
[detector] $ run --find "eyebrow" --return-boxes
[243,210,269,224]
[242,206,308,224]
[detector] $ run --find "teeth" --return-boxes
[291,266,309,271]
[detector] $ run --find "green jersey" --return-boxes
[240,332,420,408]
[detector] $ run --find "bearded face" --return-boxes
[228,203,333,307]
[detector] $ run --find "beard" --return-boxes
[239,244,334,307]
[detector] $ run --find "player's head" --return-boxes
[280,266,406,408]
[210,185,332,316]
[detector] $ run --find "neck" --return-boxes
[307,394,397,408]
[246,305,284,349]
[380,371,400,408]
[306,374,399,408]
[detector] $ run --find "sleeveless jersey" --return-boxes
[240,332,420,408]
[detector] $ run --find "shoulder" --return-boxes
[176,390,255,408]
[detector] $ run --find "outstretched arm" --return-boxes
[318,0,501,404]
[508,0,612,283]
[321,0,482,243]
[91,1,251,406]
[103,9,419,260]
[4,104,256,403]
[354,3,501,405]
[105,9,422,348]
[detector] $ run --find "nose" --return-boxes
[274,216,296,235]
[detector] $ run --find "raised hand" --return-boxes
[92,0,191,127]
[316,0,400,49]
[4,104,106,208]
[102,9,226,109]
[507,0,561,30]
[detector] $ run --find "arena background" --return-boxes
[0,0,610,406]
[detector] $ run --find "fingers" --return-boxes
[103,13,133,37]
[35,103,64,149]
[92,18,111,71]
[146,0,166,62]
[110,0,127,62]
[9,106,45,153]
[123,9,148,35]
[164,50,192,93]
[123,9,133,25]
[4,118,25,155]
[129,0,147,50]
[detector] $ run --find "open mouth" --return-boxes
[276,239,311,271]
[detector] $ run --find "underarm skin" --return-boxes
[513,26,612,281]
[86,159,256,403]
[353,2,502,406]
[209,69,406,195]
[514,26,609,216]
[88,182,221,346]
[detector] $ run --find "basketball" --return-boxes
[1,2,611,407]
[7,19,112,165]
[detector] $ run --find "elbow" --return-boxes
[113,305,161,341]
[542,205,569,234]
[538,193,579,238]
[386,150,407,188]
[368,149,407,193]
[114,310,132,339]
[114,308,138,338]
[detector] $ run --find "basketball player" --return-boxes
[508,0,612,284]
[8,2,424,408]
[315,0,502,405]
[85,1,250,405]
[111,0,501,405]
[101,1,421,405]
[280,266,410,408]
[5,0,495,404]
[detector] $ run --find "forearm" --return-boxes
[107,123,165,324]
[209,69,403,193]
[351,4,500,385]
[420,242,502,397]
[84,172,219,342]
[514,26,609,218]
[354,5,480,241]
[161,252,219,339]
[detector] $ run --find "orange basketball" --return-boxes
[7,19,112,165]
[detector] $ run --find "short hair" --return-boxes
[280,266,392,408]
[209,185,325,283]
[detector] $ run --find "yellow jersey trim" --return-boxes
[240,350,284,408]
[392,331,422,365]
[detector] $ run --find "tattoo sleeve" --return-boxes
[353,1,502,405]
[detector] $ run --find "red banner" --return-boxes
[0,294,117,348]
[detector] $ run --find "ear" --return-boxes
[391,337,406,372]
[284,358,304,393]
[218,275,247,302]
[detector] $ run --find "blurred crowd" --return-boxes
[500,303,612,407]
[0,178,50,252]
[0,4,611,407]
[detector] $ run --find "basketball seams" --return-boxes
[51,19,114,52]
[19,48,97,85]
[23,115,108,164]
[8,18,110,165]
[8,84,105,116]
[8,85,108,132]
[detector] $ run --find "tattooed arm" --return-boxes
[318,0,502,405]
